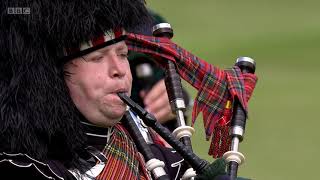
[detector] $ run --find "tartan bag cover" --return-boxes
[126,33,258,157]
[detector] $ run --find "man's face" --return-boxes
[64,41,132,127]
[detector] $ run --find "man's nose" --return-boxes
[108,55,126,78]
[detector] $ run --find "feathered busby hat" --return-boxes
[0,0,151,169]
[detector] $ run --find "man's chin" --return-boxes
[97,116,122,128]
[105,119,121,127]
[103,110,126,125]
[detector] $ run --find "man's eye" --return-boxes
[91,56,103,62]
[119,53,128,59]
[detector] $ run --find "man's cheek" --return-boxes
[128,76,133,91]
[129,76,133,84]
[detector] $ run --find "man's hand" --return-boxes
[140,79,175,123]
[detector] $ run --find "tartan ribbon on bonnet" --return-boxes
[126,33,258,157]
[62,28,126,60]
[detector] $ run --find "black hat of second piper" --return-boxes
[0,0,151,169]
[130,9,167,35]
[128,9,168,104]
[128,9,168,63]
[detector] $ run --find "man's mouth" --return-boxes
[113,88,129,97]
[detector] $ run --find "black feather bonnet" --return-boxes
[0,0,151,169]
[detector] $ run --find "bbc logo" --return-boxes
[7,7,30,15]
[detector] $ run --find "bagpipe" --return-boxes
[120,23,258,180]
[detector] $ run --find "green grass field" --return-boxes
[148,1,320,179]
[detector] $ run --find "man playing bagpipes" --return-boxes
[0,0,154,179]
[0,0,257,179]
[0,0,195,179]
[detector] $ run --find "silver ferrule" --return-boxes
[152,23,171,32]
[170,98,186,111]
[175,110,186,127]
[236,57,255,66]
[231,137,240,151]
[231,125,244,137]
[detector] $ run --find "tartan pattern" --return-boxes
[97,124,150,180]
[126,33,258,157]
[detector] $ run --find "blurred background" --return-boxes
[147,0,319,179]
